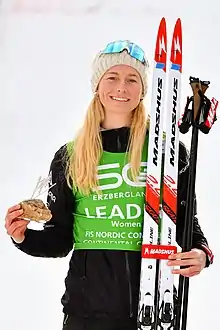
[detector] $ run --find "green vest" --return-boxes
[68,137,148,251]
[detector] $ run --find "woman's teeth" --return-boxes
[111,96,129,102]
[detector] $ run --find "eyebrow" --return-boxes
[106,72,139,78]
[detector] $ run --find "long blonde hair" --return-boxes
[65,94,149,195]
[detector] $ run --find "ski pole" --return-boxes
[175,77,202,330]
[181,81,201,330]
[175,77,218,329]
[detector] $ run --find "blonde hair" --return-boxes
[65,94,149,195]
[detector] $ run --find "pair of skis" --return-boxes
[137,17,218,330]
[138,17,182,330]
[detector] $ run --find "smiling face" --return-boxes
[97,65,143,116]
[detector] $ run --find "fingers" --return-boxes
[167,249,206,277]
[5,204,30,244]
[172,265,201,277]
[5,204,29,239]
[168,250,198,260]
[168,257,200,268]
[6,220,28,237]
[168,250,203,277]
[5,207,24,228]
[7,204,22,213]
[185,271,200,278]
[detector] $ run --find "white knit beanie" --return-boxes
[91,45,149,97]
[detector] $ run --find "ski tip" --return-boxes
[154,17,167,72]
[170,18,182,72]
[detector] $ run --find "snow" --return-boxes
[0,1,219,329]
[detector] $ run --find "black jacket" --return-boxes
[12,127,213,320]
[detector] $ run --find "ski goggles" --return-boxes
[101,40,149,67]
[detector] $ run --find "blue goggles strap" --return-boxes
[101,40,148,66]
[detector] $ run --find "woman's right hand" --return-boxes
[5,204,30,243]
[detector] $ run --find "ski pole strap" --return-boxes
[178,76,218,134]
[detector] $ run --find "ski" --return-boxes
[137,17,182,330]
[137,17,168,330]
[157,18,182,330]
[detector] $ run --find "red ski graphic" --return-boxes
[154,17,167,72]
[170,18,182,72]
[163,175,177,223]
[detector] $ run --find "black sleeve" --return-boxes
[176,142,214,267]
[12,144,74,258]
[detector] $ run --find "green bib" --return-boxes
[68,137,148,251]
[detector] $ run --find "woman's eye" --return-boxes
[107,77,116,80]
[128,79,137,83]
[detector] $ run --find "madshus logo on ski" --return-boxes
[153,14,166,168]
[153,77,162,168]
[142,244,177,260]
[170,77,178,167]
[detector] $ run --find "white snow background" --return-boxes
[0,1,219,329]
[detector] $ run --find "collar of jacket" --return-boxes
[100,126,188,173]
[101,126,132,153]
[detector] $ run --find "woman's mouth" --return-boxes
[110,96,130,102]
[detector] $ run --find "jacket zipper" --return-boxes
[125,252,133,318]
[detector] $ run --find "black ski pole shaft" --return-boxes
[181,79,207,330]
[175,156,192,330]
[175,75,217,329]
[175,276,184,329]
[175,76,206,330]
[154,258,160,329]
[181,123,199,330]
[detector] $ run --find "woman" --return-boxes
[5,40,213,330]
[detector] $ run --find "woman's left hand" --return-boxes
[167,248,206,277]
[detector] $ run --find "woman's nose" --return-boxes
[116,82,126,93]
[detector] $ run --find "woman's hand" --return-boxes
[167,248,206,277]
[5,204,30,243]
